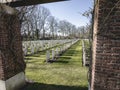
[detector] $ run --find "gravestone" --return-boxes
[46,50,50,62]
[55,48,59,57]
[31,45,35,54]
[23,45,28,56]
[52,49,55,60]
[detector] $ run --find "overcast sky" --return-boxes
[41,0,93,27]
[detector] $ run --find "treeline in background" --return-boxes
[17,5,92,41]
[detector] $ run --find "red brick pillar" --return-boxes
[90,0,120,90]
[0,4,26,90]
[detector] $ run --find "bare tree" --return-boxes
[58,20,78,39]
[17,5,82,40]
[16,5,37,40]
[16,5,51,40]
[48,16,58,39]
[16,6,36,26]
[38,6,51,39]
[58,20,67,38]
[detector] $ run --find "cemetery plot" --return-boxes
[22,40,88,90]
[46,40,78,63]
[25,39,79,63]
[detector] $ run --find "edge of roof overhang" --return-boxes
[4,0,68,7]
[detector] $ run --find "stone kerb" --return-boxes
[30,45,35,54]
[82,40,86,66]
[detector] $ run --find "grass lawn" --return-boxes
[22,40,88,90]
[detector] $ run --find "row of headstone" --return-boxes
[22,39,76,56]
[82,39,90,66]
[46,39,79,63]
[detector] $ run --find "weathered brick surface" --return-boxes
[91,0,120,90]
[0,10,26,80]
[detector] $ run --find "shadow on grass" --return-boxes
[59,56,71,59]
[25,57,44,61]
[25,57,32,60]
[63,50,80,56]
[54,60,69,64]
[21,82,88,90]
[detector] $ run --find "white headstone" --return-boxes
[46,51,50,62]
[52,49,55,60]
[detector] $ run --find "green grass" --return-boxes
[23,40,88,90]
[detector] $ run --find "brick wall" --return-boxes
[91,0,120,90]
[0,8,26,80]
